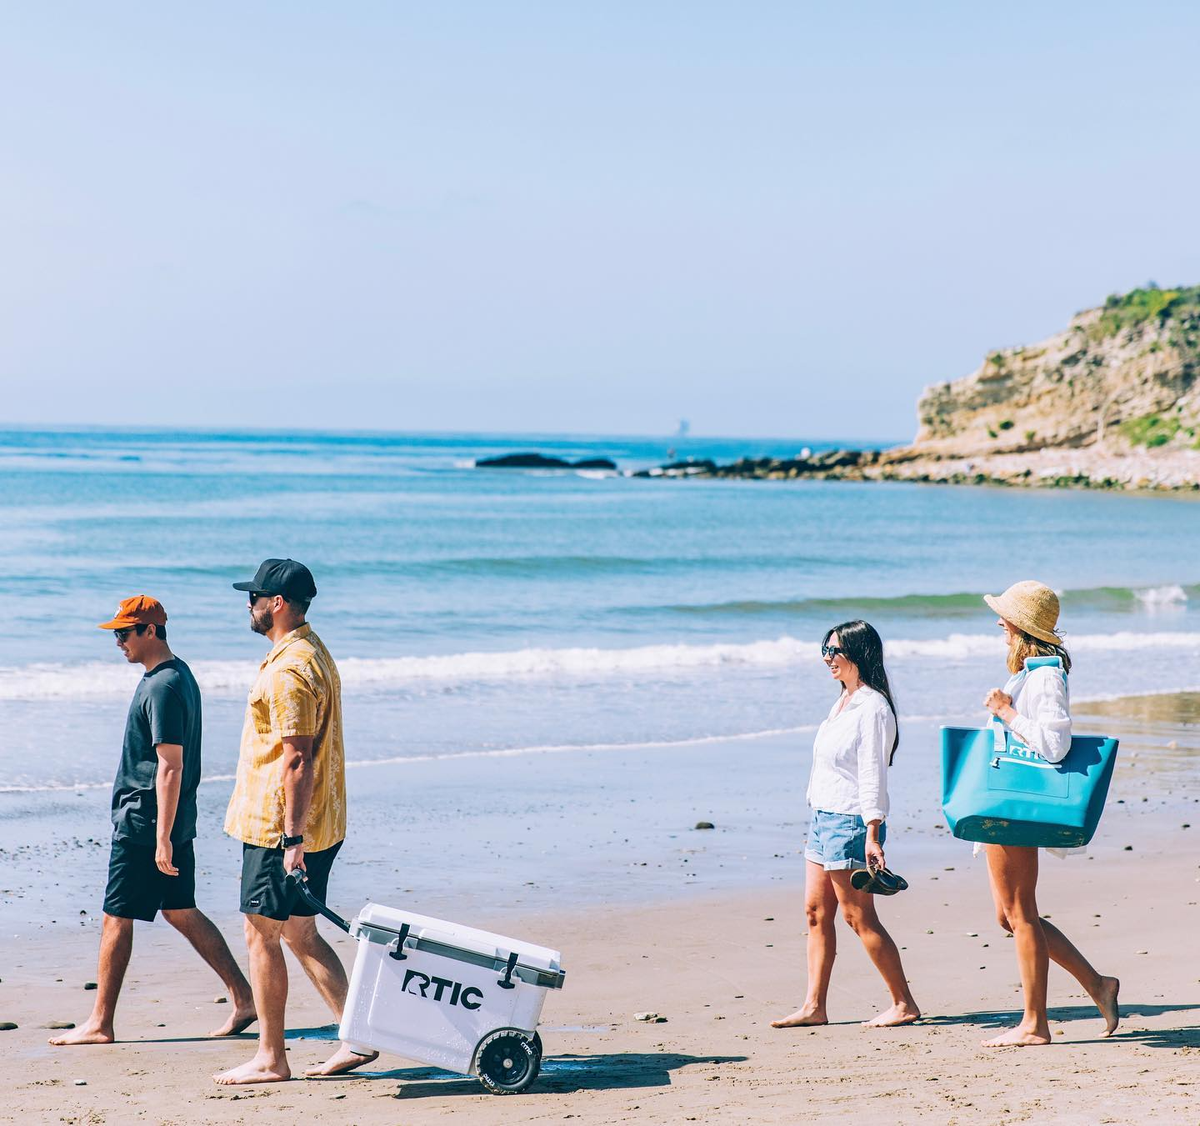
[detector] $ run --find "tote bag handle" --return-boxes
[990,655,1066,757]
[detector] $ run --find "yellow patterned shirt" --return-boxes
[224,624,347,851]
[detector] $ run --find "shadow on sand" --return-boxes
[920,1001,1200,1046]
[306,1052,749,1098]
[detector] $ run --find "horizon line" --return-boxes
[0,421,912,448]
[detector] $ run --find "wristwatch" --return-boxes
[281,834,304,848]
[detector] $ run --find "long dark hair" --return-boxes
[823,619,900,764]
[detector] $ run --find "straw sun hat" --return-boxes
[983,580,1063,646]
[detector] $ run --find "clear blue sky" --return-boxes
[3,2,1199,441]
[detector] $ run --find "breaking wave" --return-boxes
[4,629,1200,701]
[657,582,1197,619]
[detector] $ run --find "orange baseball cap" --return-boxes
[97,595,169,630]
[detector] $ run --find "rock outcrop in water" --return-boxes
[632,450,879,480]
[475,453,618,470]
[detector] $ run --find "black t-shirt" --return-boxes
[111,657,203,845]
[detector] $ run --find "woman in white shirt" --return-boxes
[980,580,1120,1047]
[772,620,921,1030]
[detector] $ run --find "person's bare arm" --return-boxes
[282,735,316,873]
[154,743,184,876]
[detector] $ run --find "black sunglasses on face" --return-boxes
[821,644,847,660]
[248,591,271,604]
[114,625,148,642]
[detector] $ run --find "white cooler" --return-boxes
[318,888,565,1094]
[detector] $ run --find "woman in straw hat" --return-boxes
[979,580,1119,1047]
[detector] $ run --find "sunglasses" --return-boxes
[247,591,272,604]
[113,624,148,642]
[821,644,847,660]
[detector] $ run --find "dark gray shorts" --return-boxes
[240,840,342,921]
[104,837,197,922]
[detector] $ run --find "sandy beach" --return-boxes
[2,694,1197,1125]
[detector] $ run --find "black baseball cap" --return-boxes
[233,558,318,602]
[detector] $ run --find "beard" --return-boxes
[250,605,274,635]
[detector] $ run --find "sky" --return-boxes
[2,2,1199,442]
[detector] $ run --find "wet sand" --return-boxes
[1,699,1197,1123]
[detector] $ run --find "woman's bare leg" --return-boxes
[1038,919,1119,1034]
[828,872,920,1027]
[983,845,1050,1046]
[772,861,837,1027]
[991,891,1120,1036]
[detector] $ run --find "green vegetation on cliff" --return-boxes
[1089,285,1200,341]
[1118,412,1182,448]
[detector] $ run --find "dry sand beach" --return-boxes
[2,696,1197,1125]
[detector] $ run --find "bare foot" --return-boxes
[213,1055,291,1085]
[981,1025,1051,1048]
[48,1021,114,1046]
[770,1007,828,1028]
[208,1006,258,1037]
[1093,975,1120,1037]
[303,1044,379,1077]
[863,1001,921,1028]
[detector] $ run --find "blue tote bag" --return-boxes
[941,658,1119,848]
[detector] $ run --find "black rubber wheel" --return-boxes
[476,1030,540,1095]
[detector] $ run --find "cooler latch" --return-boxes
[387,923,412,961]
[497,951,519,989]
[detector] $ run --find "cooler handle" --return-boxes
[286,869,352,933]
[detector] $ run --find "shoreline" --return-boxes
[2,688,1196,929]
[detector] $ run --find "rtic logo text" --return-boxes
[1005,743,1042,760]
[401,969,483,1010]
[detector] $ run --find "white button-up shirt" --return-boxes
[806,684,896,825]
[1003,664,1072,764]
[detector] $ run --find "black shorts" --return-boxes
[103,837,197,922]
[240,840,342,921]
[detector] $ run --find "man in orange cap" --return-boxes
[50,596,256,1046]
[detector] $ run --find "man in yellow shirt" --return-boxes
[214,558,376,1085]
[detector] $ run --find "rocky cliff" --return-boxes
[906,287,1200,457]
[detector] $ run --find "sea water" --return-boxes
[2,426,1200,793]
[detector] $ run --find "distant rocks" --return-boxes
[629,444,1200,492]
[475,453,617,471]
[472,435,1200,493]
[694,821,715,830]
[634,449,881,482]
[0,1022,17,1031]
[634,1012,668,1023]
[631,458,717,478]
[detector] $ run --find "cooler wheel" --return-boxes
[475,1029,542,1095]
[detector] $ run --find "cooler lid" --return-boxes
[356,902,562,973]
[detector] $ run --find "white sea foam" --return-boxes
[3,630,1200,702]
[1133,584,1188,607]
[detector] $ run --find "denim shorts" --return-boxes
[804,810,886,871]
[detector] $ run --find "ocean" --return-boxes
[2,426,1200,795]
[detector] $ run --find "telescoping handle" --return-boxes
[286,868,352,933]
